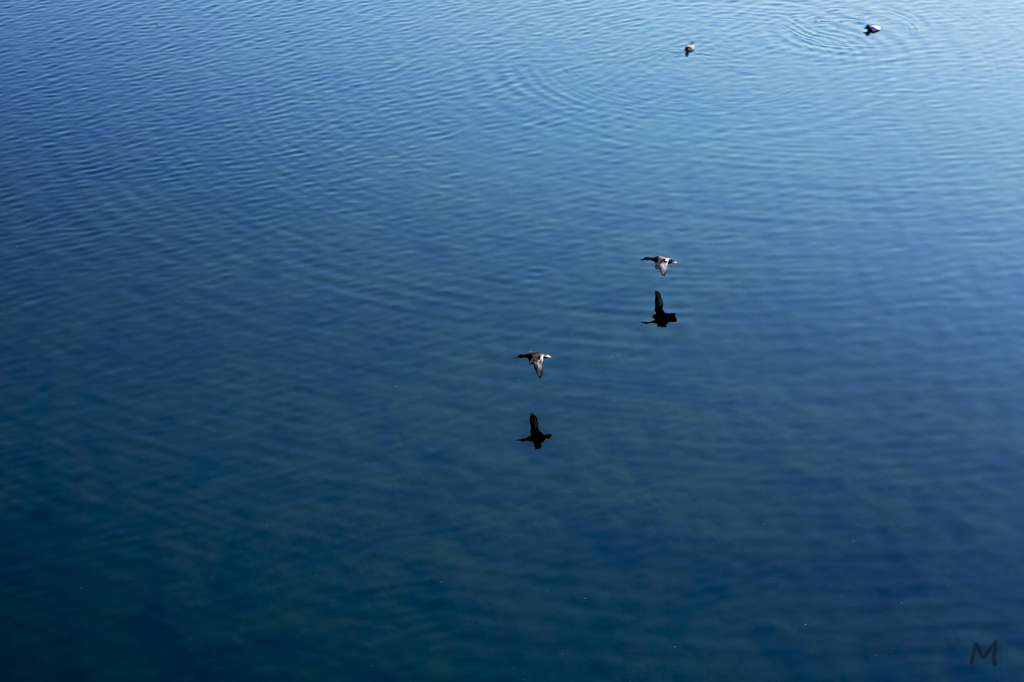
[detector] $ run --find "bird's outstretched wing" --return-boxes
[529,413,540,431]
[533,357,544,378]
[654,291,665,313]
[658,260,669,275]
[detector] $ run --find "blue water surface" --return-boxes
[2,0,1023,679]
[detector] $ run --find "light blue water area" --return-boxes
[2,0,1023,679]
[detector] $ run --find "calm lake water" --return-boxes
[2,0,1023,679]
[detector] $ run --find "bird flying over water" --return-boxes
[641,255,677,276]
[865,24,881,33]
[517,352,551,378]
[642,290,678,327]
[519,413,552,449]
[685,42,695,54]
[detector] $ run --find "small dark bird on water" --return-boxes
[517,351,551,378]
[643,291,677,327]
[685,42,695,54]
[519,413,552,449]
[642,255,677,276]
[865,24,881,33]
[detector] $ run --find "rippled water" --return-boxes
[2,0,1023,679]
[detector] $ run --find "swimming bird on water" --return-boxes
[642,290,678,327]
[517,351,551,378]
[865,24,881,33]
[519,413,552,449]
[642,255,677,276]
[685,42,695,55]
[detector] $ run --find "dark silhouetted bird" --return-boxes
[685,42,695,55]
[865,24,881,33]
[643,291,677,327]
[516,351,551,378]
[519,413,552,449]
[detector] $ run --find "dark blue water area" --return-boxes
[2,0,1023,679]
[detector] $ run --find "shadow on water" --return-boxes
[642,291,677,327]
[518,414,552,449]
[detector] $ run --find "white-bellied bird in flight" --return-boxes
[642,255,677,276]
[517,352,551,378]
